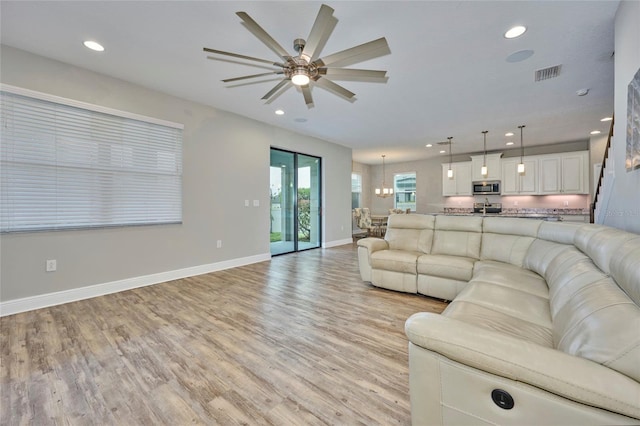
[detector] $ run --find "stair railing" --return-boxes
[590,116,614,223]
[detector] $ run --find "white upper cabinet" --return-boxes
[442,150,587,197]
[442,162,472,196]
[501,157,538,194]
[470,153,502,182]
[538,151,588,194]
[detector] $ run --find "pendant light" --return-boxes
[447,137,454,179]
[481,130,489,177]
[518,125,526,174]
[375,154,394,198]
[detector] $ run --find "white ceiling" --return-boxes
[0,1,617,165]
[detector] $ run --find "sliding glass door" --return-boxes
[270,148,321,256]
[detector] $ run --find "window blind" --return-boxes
[1,87,183,232]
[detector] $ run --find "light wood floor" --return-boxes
[1,243,446,425]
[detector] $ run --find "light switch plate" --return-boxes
[253,200,259,207]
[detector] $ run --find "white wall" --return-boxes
[603,1,640,233]
[0,46,353,305]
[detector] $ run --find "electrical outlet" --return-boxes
[514,201,519,206]
[244,200,249,207]
[253,200,259,207]
[564,200,569,207]
[216,240,222,248]
[46,259,57,272]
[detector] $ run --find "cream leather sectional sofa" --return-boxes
[357,214,640,425]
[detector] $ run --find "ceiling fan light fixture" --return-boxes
[291,69,311,86]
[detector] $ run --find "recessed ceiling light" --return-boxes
[504,26,527,39]
[425,144,433,148]
[576,88,589,96]
[506,141,515,146]
[275,109,284,115]
[439,150,446,154]
[294,118,307,123]
[505,132,514,137]
[600,117,612,122]
[590,130,601,135]
[83,40,104,52]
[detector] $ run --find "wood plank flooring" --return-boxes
[0,243,446,425]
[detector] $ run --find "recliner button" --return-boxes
[491,389,514,410]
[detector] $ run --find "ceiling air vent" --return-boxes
[535,65,562,82]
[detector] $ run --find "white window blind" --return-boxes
[1,87,183,232]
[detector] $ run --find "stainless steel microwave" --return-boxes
[472,180,501,195]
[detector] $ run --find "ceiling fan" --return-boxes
[203,4,390,107]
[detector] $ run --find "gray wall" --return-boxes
[0,46,353,302]
[604,0,640,233]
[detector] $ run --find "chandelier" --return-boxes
[375,155,394,198]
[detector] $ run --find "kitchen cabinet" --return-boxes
[538,151,588,194]
[501,157,538,194]
[471,153,502,182]
[442,162,472,196]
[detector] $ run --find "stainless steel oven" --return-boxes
[472,180,501,195]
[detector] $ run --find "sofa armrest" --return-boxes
[405,313,640,419]
[357,237,388,253]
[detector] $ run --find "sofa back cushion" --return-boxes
[431,215,483,259]
[610,237,640,305]
[523,239,573,278]
[553,277,640,382]
[537,221,582,244]
[574,225,637,274]
[385,214,435,253]
[543,243,640,382]
[480,217,541,267]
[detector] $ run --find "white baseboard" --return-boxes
[0,252,271,317]
[323,238,354,248]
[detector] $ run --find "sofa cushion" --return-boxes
[483,216,542,237]
[610,237,640,305]
[537,221,582,244]
[417,254,475,281]
[431,216,483,259]
[472,260,549,299]
[371,249,421,274]
[454,282,552,329]
[480,233,536,267]
[575,226,637,274]
[384,214,435,253]
[443,300,553,347]
[553,277,640,383]
[543,247,608,316]
[523,239,574,279]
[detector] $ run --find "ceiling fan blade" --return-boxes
[236,11,292,61]
[319,68,387,79]
[203,47,285,67]
[222,71,283,83]
[314,77,355,100]
[301,85,313,106]
[262,79,291,100]
[300,4,335,62]
[313,37,390,68]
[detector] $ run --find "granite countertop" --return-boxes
[442,207,589,218]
